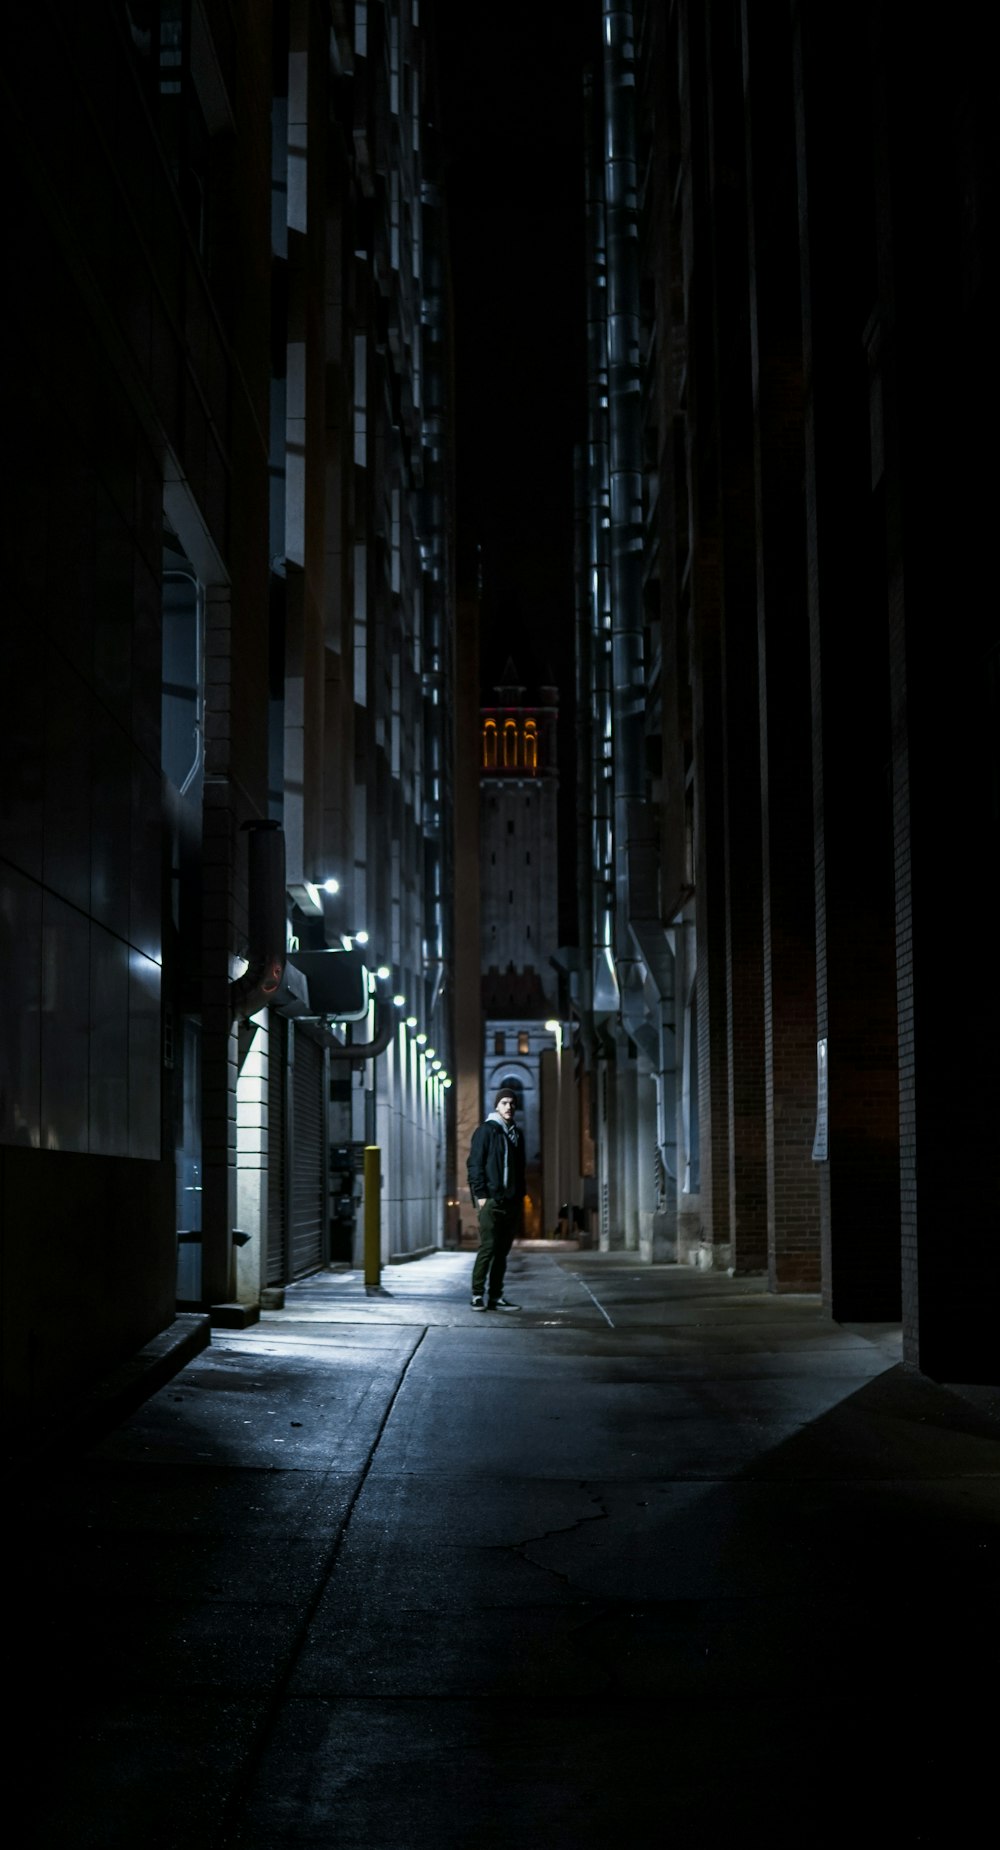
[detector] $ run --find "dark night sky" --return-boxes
[431,2,598,939]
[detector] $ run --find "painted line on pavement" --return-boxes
[570,1272,615,1328]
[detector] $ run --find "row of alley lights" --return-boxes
[312,877,452,1088]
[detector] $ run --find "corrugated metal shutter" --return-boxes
[266,1015,287,1286]
[290,1026,325,1279]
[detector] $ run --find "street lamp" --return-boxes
[545,1018,562,1238]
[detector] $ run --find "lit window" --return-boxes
[503,719,517,767]
[523,719,538,772]
[518,1031,529,1055]
[483,719,497,767]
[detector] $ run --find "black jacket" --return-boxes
[467,1114,525,1203]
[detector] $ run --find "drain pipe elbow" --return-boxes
[326,991,397,1066]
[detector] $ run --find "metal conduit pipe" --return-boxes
[603,2,646,998]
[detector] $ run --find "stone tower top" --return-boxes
[480,665,559,779]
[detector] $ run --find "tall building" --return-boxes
[571,0,996,1379]
[1,0,456,1432]
[479,664,559,1233]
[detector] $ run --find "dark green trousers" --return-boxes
[472,1197,519,1300]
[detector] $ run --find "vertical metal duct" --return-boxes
[231,821,287,1020]
[573,440,587,976]
[574,442,593,1005]
[584,66,618,1015]
[602,1,646,1014]
[421,173,448,1022]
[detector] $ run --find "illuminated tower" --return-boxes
[479,661,559,1230]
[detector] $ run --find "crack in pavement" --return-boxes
[495,1490,611,1590]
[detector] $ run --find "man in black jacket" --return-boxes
[466,1087,525,1310]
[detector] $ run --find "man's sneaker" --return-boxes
[489,1297,520,1311]
[470,1294,486,1311]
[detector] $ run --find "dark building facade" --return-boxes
[1,0,456,1431]
[574,1,997,1378]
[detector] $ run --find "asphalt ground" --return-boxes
[13,1249,999,1848]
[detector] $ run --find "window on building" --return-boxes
[503,719,517,767]
[494,1032,505,1055]
[507,819,514,835]
[523,719,538,772]
[517,1031,529,1055]
[143,1,212,258]
[483,719,497,767]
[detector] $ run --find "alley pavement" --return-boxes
[13,1249,999,1849]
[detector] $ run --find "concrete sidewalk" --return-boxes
[14,1250,999,1848]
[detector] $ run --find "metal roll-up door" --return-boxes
[266,1014,288,1286]
[290,1026,325,1279]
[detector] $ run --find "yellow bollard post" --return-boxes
[364,1145,381,1289]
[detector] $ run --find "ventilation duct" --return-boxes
[231,821,287,1020]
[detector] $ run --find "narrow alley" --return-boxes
[16,1250,999,1848]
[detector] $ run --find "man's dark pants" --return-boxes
[472,1196,520,1301]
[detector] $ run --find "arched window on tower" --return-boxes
[523,718,538,772]
[483,718,497,768]
[503,719,517,768]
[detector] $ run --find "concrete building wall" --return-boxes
[573,0,995,1381]
[1,0,456,1427]
[0,0,272,1419]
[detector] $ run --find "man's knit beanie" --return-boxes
[494,1088,517,1109]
